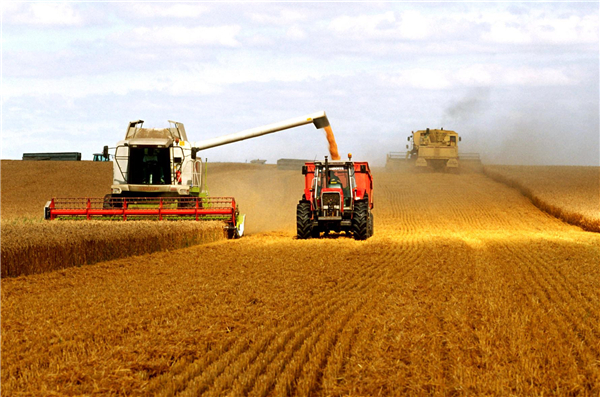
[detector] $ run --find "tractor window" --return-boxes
[317,167,351,207]
[316,167,348,190]
[127,147,172,185]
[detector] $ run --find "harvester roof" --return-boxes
[415,128,457,135]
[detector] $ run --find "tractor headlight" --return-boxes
[112,187,122,194]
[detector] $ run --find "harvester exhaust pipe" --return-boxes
[193,111,330,151]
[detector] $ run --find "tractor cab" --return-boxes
[308,157,356,219]
[314,164,353,210]
[93,153,110,162]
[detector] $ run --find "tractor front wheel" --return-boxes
[352,200,370,240]
[297,201,313,239]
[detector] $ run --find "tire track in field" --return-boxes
[532,246,600,322]
[244,242,424,397]
[501,243,600,355]
[150,240,423,396]
[231,243,421,397]
[307,243,424,396]
[496,241,600,391]
[150,260,378,396]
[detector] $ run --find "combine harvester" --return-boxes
[45,112,330,238]
[297,154,374,240]
[386,128,481,171]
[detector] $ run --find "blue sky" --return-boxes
[2,2,598,166]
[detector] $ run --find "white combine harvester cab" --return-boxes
[110,120,201,198]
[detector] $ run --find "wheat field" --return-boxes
[1,162,599,396]
[0,220,225,278]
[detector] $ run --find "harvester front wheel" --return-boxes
[352,200,370,240]
[227,227,239,239]
[296,201,313,239]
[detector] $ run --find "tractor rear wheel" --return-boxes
[352,200,369,240]
[297,201,313,239]
[368,211,374,237]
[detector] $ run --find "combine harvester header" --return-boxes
[45,112,330,238]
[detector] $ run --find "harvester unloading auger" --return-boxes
[44,112,330,238]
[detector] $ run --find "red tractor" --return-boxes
[297,155,374,240]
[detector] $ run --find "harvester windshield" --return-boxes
[128,147,172,185]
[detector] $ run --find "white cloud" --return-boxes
[123,4,209,19]
[286,26,307,41]
[482,12,599,45]
[4,3,84,26]
[249,9,308,25]
[328,8,598,47]
[113,25,241,47]
[330,11,398,40]
[386,64,575,89]
[388,69,453,90]
[2,54,326,100]
[501,66,573,86]
[397,10,431,40]
[329,10,467,42]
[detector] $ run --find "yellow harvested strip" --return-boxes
[2,169,599,396]
[483,165,600,232]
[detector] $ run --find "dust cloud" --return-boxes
[439,87,599,166]
[206,163,305,235]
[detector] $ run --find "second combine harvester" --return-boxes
[45,112,331,238]
[387,128,480,171]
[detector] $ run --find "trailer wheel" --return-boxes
[297,201,313,239]
[352,200,369,240]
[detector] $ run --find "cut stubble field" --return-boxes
[1,162,599,396]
